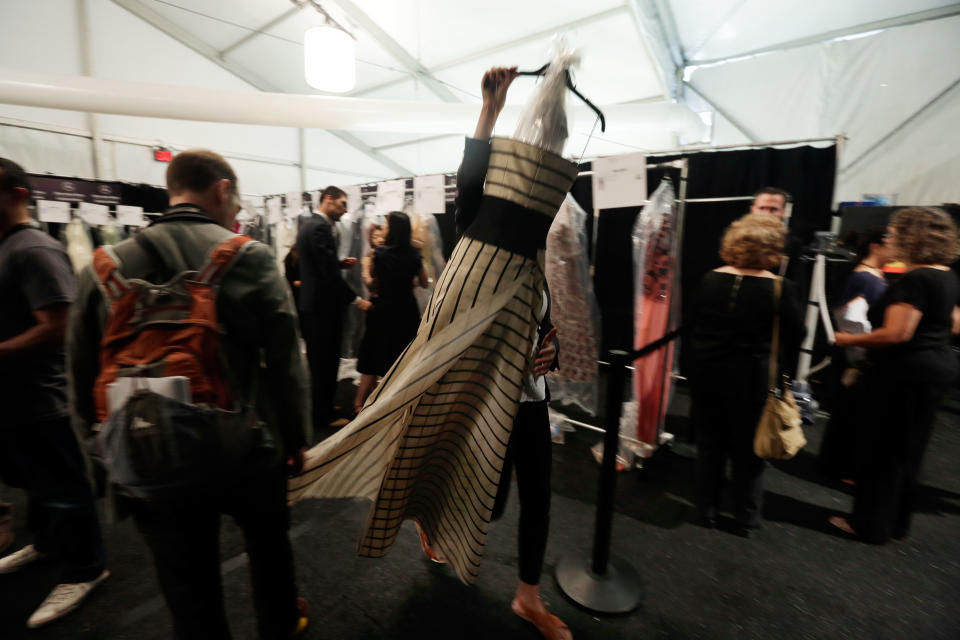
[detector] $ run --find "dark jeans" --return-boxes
[0,415,107,582]
[492,400,552,586]
[692,362,768,527]
[853,373,948,544]
[131,465,299,640]
[301,310,343,428]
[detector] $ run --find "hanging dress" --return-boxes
[288,136,578,584]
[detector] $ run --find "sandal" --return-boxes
[414,521,446,564]
[512,600,572,640]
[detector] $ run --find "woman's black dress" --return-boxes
[357,245,423,376]
[853,267,959,543]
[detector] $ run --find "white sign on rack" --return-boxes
[413,175,446,215]
[37,200,71,223]
[79,202,111,226]
[285,191,302,219]
[591,152,647,209]
[343,185,362,213]
[116,205,146,227]
[375,179,406,216]
[266,197,282,224]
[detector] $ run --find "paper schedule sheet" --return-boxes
[591,152,647,210]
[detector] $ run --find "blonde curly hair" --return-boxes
[719,213,785,270]
[889,206,960,266]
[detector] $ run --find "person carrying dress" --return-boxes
[354,212,428,413]
[690,213,804,534]
[287,63,580,586]
[830,207,960,543]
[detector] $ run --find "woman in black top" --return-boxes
[354,212,428,412]
[831,207,960,543]
[819,228,890,482]
[691,213,804,533]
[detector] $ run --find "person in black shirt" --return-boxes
[691,213,804,534]
[0,157,108,628]
[831,207,960,543]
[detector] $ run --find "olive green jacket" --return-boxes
[67,205,311,455]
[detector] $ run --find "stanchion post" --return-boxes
[555,348,641,614]
[592,349,628,575]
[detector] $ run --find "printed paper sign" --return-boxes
[591,152,647,209]
[36,200,71,223]
[266,198,282,224]
[343,185,362,213]
[116,205,145,227]
[413,175,446,214]
[78,202,111,226]
[375,179,406,216]
[285,191,303,218]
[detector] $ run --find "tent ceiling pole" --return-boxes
[109,0,413,177]
[77,0,103,179]
[683,80,759,143]
[687,4,960,67]
[217,6,301,58]
[349,5,630,98]
[840,75,960,175]
[332,0,458,103]
[627,0,684,101]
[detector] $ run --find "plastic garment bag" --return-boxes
[65,218,93,273]
[411,212,446,315]
[544,194,601,415]
[631,180,680,449]
[512,37,580,155]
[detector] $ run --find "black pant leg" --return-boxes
[317,315,344,423]
[693,383,729,521]
[132,500,230,640]
[0,417,107,582]
[300,312,324,429]
[894,382,946,539]
[224,467,300,640]
[729,381,768,527]
[491,430,515,522]
[512,400,552,586]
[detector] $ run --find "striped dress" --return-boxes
[288,137,578,584]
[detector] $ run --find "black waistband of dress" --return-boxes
[461,196,553,259]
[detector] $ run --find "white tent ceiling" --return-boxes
[0,0,958,204]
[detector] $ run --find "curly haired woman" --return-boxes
[831,207,960,543]
[690,213,804,534]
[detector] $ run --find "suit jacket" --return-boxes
[297,214,357,314]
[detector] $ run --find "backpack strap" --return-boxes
[92,245,133,303]
[197,235,256,285]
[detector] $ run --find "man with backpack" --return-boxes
[0,157,109,629]
[68,149,312,639]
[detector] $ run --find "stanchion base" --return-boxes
[554,554,642,614]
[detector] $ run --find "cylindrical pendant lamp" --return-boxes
[304,26,356,93]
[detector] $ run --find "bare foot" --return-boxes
[828,515,857,536]
[512,583,572,640]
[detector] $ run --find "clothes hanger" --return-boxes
[514,63,606,132]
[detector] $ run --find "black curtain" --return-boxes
[592,145,837,372]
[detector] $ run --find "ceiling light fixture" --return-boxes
[295,0,357,93]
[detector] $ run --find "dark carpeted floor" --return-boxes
[1,384,958,639]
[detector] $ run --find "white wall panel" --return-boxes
[0,126,94,178]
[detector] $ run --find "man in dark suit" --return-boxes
[297,185,369,429]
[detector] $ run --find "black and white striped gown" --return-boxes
[288,137,578,584]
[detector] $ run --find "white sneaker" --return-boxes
[26,570,110,628]
[0,544,48,574]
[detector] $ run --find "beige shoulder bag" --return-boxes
[753,277,806,459]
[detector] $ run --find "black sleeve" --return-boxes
[19,246,77,310]
[454,137,492,236]
[779,278,805,378]
[311,221,356,306]
[885,271,928,313]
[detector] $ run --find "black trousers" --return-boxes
[692,362,768,527]
[492,400,552,586]
[131,465,299,640]
[0,415,107,582]
[853,372,948,544]
[301,310,344,428]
